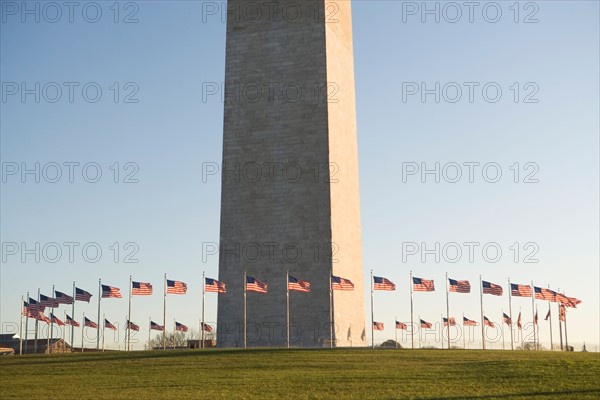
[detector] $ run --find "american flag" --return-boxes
[36,312,51,324]
[50,313,65,326]
[54,290,74,305]
[175,322,188,332]
[463,317,477,326]
[66,314,80,327]
[27,298,45,313]
[150,321,164,331]
[517,312,522,329]
[288,276,311,293]
[544,310,551,321]
[167,279,188,295]
[331,275,354,291]
[420,319,432,329]
[75,287,92,302]
[127,320,140,331]
[482,280,503,296]
[559,305,566,322]
[503,313,512,325]
[395,321,407,330]
[84,317,98,329]
[443,317,456,327]
[557,293,581,308]
[104,319,117,330]
[412,277,435,292]
[39,294,59,308]
[511,283,532,297]
[534,287,555,301]
[484,316,494,328]
[132,281,153,296]
[373,276,396,291]
[102,284,123,298]
[534,311,538,326]
[448,279,470,293]
[373,321,384,331]
[22,301,28,316]
[201,323,214,332]
[246,276,268,293]
[205,277,226,293]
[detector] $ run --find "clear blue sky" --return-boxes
[1,1,598,350]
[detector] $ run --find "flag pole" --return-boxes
[63,310,66,351]
[102,314,105,351]
[243,270,247,349]
[286,269,290,349]
[445,273,450,349]
[530,280,536,350]
[370,269,374,349]
[148,317,151,350]
[479,276,485,350]
[558,303,563,350]
[501,310,505,350]
[394,316,398,349]
[19,295,23,355]
[547,284,553,350]
[329,266,333,349]
[163,273,167,350]
[507,278,514,350]
[462,313,466,349]
[50,284,55,353]
[535,303,539,351]
[24,292,29,354]
[127,275,132,351]
[410,271,414,349]
[97,279,101,350]
[417,314,421,348]
[563,293,569,351]
[71,282,76,351]
[201,271,205,349]
[81,312,85,352]
[519,308,524,350]
[34,288,40,353]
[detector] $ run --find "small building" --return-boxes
[0,334,72,354]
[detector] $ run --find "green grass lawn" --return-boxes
[1,348,599,399]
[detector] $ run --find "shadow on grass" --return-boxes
[430,389,600,399]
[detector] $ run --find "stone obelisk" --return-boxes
[217,0,365,347]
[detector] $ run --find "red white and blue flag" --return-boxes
[463,317,477,326]
[132,281,153,296]
[503,313,512,325]
[373,276,396,291]
[288,276,311,293]
[246,276,268,293]
[556,293,581,308]
[534,287,555,301]
[413,277,435,292]
[102,285,122,298]
[482,280,503,296]
[84,317,98,328]
[511,283,532,297]
[150,321,164,331]
[167,280,188,295]
[50,313,65,326]
[484,316,494,328]
[443,317,456,327]
[75,287,92,302]
[66,314,80,327]
[517,312,522,329]
[395,321,407,330]
[54,290,74,305]
[27,298,45,313]
[373,321,384,331]
[205,277,226,293]
[420,319,432,329]
[201,323,214,332]
[448,279,470,293]
[127,320,140,331]
[104,319,117,330]
[39,294,59,308]
[331,275,354,291]
[175,322,188,332]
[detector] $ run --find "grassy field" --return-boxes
[1,348,599,399]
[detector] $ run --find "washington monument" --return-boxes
[217,0,365,347]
